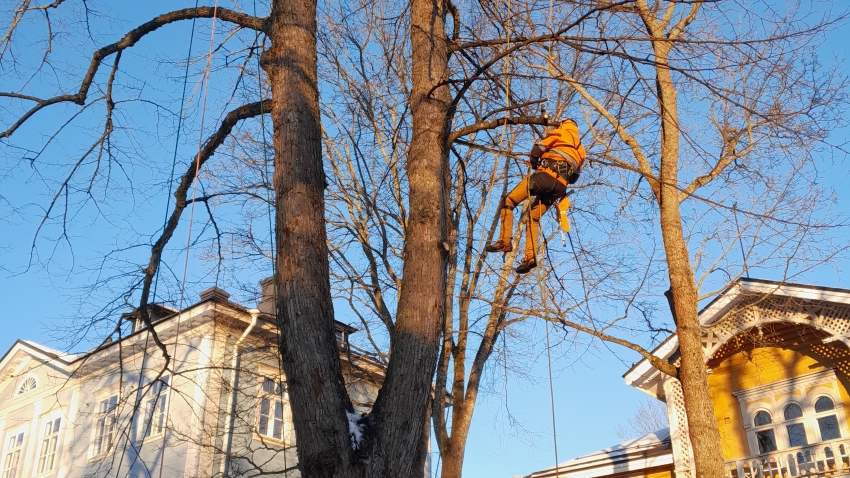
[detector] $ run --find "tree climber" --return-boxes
[484,118,586,274]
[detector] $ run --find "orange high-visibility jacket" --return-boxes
[537,120,586,171]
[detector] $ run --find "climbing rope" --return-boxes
[543,0,562,472]
[116,3,202,476]
[249,0,288,473]
[534,211,560,475]
[156,4,220,478]
[544,319,561,472]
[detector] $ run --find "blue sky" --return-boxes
[1,2,850,478]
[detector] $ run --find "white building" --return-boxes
[0,282,381,478]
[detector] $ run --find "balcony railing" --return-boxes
[725,438,850,478]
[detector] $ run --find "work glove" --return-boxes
[528,156,540,170]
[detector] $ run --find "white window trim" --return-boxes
[14,375,38,398]
[734,368,848,456]
[750,408,779,453]
[255,375,293,447]
[88,389,120,460]
[781,402,808,448]
[1,426,28,478]
[33,412,62,477]
[139,375,171,442]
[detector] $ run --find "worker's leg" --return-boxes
[499,176,531,244]
[523,197,549,260]
[486,176,530,253]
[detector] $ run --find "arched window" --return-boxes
[16,376,37,396]
[783,403,808,447]
[737,370,848,455]
[753,410,777,453]
[814,396,841,441]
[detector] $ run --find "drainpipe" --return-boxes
[221,308,259,478]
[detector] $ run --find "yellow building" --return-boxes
[526,278,850,478]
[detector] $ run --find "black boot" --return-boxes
[516,257,537,274]
[484,240,513,254]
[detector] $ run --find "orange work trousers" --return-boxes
[498,170,566,260]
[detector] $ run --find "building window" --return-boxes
[783,403,808,447]
[752,410,777,453]
[93,395,118,456]
[142,376,170,439]
[815,396,841,441]
[258,377,287,442]
[735,369,848,456]
[16,377,36,396]
[36,418,61,474]
[2,432,25,478]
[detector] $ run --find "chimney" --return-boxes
[199,287,231,303]
[258,277,276,315]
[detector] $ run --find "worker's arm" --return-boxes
[528,143,546,169]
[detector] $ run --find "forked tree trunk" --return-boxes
[262,0,354,476]
[653,40,725,478]
[263,0,450,475]
[366,0,452,472]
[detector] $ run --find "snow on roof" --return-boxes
[19,340,81,362]
[524,428,672,478]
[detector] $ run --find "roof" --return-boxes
[622,278,850,398]
[524,429,672,478]
[19,340,81,362]
[0,286,372,378]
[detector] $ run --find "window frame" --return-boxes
[34,414,62,476]
[89,391,120,459]
[735,368,847,456]
[781,402,809,448]
[15,375,37,397]
[255,375,293,446]
[750,409,778,453]
[812,394,842,442]
[140,375,171,441]
[1,427,27,478]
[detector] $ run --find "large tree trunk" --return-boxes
[441,450,465,478]
[653,40,725,478]
[366,0,451,474]
[263,0,450,475]
[263,0,354,476]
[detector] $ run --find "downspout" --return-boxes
[221,308,259,478]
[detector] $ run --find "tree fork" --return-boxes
[367,0,452,474]
[262,0,452,475]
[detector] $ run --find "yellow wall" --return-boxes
[644,468,674,478]
[707,342,850,461]
[598,464,674,478]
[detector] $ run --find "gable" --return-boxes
[0,341,74,402]
[624,279,850,399]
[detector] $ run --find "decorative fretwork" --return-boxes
[664,378,694,478]
[702,299,850,362]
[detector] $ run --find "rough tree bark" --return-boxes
[642,3,725,476]
[263,0,450,475]
[366,0,452,473]
[262,0,355,476]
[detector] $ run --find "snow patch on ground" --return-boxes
[347,411,366,450]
